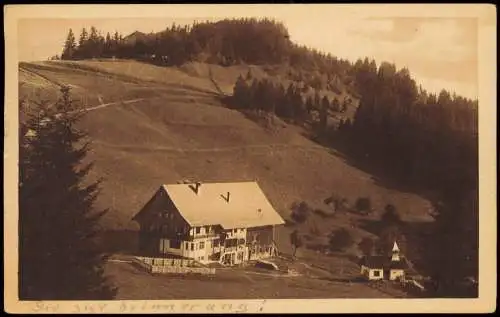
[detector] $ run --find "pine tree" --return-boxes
[425,190,478,297]
[232,75,249,109]
[319,96,329,131]
[75,27,89,59]
[88,26,99,58]
[19,86,117,300]
[303,96,314,121]
[61,29,77,60]
[79,27,89,47]
[104,32,112,57]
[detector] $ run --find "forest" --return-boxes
[57,18,479,298]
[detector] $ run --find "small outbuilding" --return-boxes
[359,241,409,281]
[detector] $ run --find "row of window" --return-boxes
[193,225,215,235]
[192,227,244,235]
[184,239,220,251]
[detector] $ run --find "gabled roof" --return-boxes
[359,255,409,270]
[134,181,285,229]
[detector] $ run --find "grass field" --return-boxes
[105,254,409,299]
[19,59,433,298]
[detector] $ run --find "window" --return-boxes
[191,243,194,251]
[195,227,201,234]
[161,225,168,234]
[373,270,381,277]
[225,239,237,248]
[185,242,189,249]
[213,239,219,247]
[170,239,181,249]
[199,241,205,249]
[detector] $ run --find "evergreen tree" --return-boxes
[314,91,321,110]
[425,190,478,297]
[61,29,77,60]
[305,96,314,117]
[232,75,249,109]
[319,95,329,132]
[79,27,88,47]
[88,26,100,58]
[19,86,117,300]
[104,32,112,57]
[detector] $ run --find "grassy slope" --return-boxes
[19,59,433,258]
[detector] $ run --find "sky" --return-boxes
[16,5,487,100]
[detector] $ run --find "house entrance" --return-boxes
[222,253,236,265]
[383,269,390,280]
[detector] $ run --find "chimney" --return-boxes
[189,182,202,194]
[221,191,230,203]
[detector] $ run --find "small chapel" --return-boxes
[359,241,409,281]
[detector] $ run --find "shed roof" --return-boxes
[152,181,284,229]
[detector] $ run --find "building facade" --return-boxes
[133,181,284,265]
[359,241,408,281]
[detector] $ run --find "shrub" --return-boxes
[313,208,329,218]
[355,197,372,214]
[290,201,310,224]
[329,228,354,251]
[381,204,402,226]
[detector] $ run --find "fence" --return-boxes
[151,266,215,275]
[134,256,216,275]
[136,256,196,267]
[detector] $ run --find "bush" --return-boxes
[290,201,311,224]
[328,228,354,251]
[355,197,372,214]
[313,208,329,218]
[381,204,402,226]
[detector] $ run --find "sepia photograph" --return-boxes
[4,4,496,314]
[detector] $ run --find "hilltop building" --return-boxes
[359,241,409,281]
[132,181,285,266]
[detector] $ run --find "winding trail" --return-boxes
[91,140,331,155]
[78,98,152,113]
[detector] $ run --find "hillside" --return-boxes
[19,59,433,258]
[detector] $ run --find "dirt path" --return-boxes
[19,64,64,88]
[91,140,329,154]
[78,98,152,113]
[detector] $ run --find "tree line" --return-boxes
[229,58,478,297]
[336,59,478,297]
[230,72,349,132]
[59,18,351,80]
